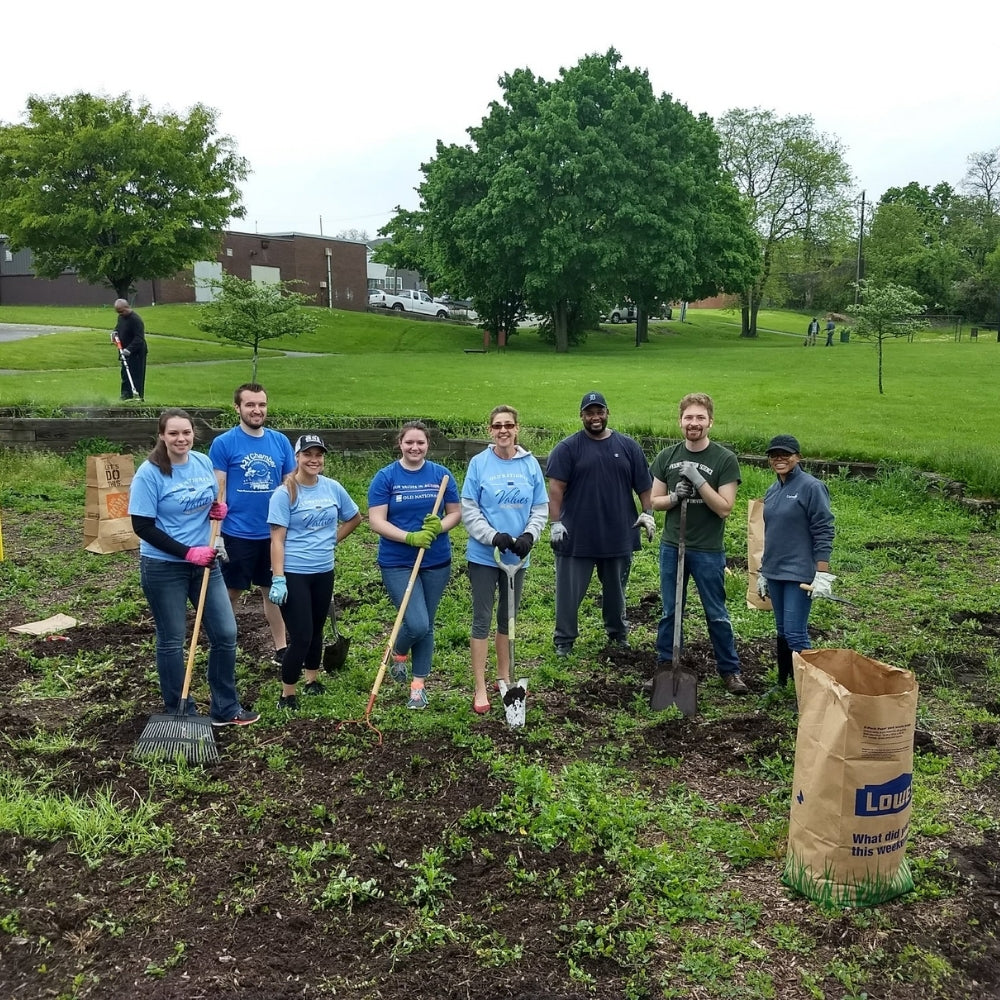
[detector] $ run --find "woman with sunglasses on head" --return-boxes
[367,421,462,709]
[461,405,548,714]
[757,435,835,701]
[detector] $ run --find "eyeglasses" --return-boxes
[491,422,516,430]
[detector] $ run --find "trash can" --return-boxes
[840,330,850,343]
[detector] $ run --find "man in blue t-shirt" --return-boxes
[209,384,296,663]
[545,391,654,656]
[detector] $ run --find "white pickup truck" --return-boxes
[383,289,450,319]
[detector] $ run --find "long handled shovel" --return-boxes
[338,476,449,744]
[650,499,698,717]
[135,522,220,762]
[494,549,528,729]
[113,334,141,399]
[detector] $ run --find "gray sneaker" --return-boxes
[722,672,749,695]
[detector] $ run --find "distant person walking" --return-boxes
[112,299,147,399]
[825,317,836,347]
[756,435,835,701]
[806,318,819,347]
[210,383,296,665]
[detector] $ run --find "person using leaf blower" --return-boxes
[461,404,548,714]
[756,435,835,702]
[650,392,748,695]
[367,421,462,709]
[267,434,362,711]
[111,298,147,400]
[128,408,259,726]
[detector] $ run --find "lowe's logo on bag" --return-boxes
[854,773,912,817]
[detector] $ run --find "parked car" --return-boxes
[604,305,638,324]
[383,289,450,319]
[369,288,388,307]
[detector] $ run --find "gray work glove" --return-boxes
[549,521,568,545]
[121,348,131,358]
[214,534,229,563]
[756,574,768,599]
[632,509,656,542]
[809,571,837,599]
[678,461,706,490]
[669,478,696,505]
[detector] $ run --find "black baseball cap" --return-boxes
[294,434,328,453]
[766,434,800,455]
[580,391,608,410]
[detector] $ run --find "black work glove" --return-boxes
[492,532,514,552]
[510,533,534,558]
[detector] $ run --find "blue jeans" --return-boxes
[657,545,740,675]
[140,557,241,719]
[380,563,451,679]
[768,579,813,652]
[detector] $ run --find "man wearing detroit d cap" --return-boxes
[545,392,654,656]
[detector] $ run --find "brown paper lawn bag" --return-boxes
[84,454,139,554]
[745,498,772,611]
[783,648,918,907]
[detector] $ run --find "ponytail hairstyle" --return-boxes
[281,470,299,508]
[147,408,194,476]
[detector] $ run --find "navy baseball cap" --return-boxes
[294,434,328,453]
[766,434,800,455]
[580,391,608,410]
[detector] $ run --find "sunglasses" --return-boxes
[491,422,517,430]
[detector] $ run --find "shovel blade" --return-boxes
[323,635,351,671]
[650,668,698,717]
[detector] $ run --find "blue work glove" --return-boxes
[269,576,288,605]
[678,461,706,490]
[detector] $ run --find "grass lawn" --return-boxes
[2,303,999,495]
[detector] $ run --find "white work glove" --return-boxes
[809,571,837,599]
[213,534,229,563]
[121,348,131,358]
[679,461,706,490]
[549,521,568,545]
[756,574,768,599]
[632,509,656,542]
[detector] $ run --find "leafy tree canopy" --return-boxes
[851,280,924,394]
[0,92,248,298]
[194,273,318,382]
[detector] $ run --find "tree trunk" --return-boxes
[553,300,569,353]
[740,293,759,338]
[877,337,884,394]
[636,308,648,345]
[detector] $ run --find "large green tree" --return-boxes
[717,108,854,337]
[384,50,755,352]
[0,92,248,299]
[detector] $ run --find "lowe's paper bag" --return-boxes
[746,499,771,611]
[783,648,918,907]
[84,454,139,554]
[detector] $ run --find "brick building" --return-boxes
[0,231,368,310]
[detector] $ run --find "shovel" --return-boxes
[494,549,527,728]
[323,590,351,671]
[650,498,698,717]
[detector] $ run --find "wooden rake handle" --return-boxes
[364,475,450,716]
[180,520,221,704]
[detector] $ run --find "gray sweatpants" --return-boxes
[553,553,630,648]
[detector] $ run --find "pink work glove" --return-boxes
[185,546,217,568]
[209,501,228,521]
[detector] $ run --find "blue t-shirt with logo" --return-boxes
[128,451,217,561]
[209,426,295,539]
[267,477,360,575]
[367,460,459,569]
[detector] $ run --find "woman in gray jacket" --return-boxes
[757,435,835,696]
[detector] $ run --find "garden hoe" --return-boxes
[338,476,449,745]
[495,548,527,729]
[134,522,220,762]
[650,498,698,717]
[113,333,141,399]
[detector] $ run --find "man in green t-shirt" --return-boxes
[649,392,748,694]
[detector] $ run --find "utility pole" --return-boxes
[854,190,866,307]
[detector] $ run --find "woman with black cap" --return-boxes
[757,435,835,700]
[267,434,362,710]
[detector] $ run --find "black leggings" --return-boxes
[278,570,333,685]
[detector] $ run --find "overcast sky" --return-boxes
[6,0,997,240]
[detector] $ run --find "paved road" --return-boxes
[0,323,87,342]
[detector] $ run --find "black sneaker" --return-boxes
[271,647,287,666]
[212,708,261,726]
[555,644,573,658]
[302,681,325,696]
[277,695,298,711]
